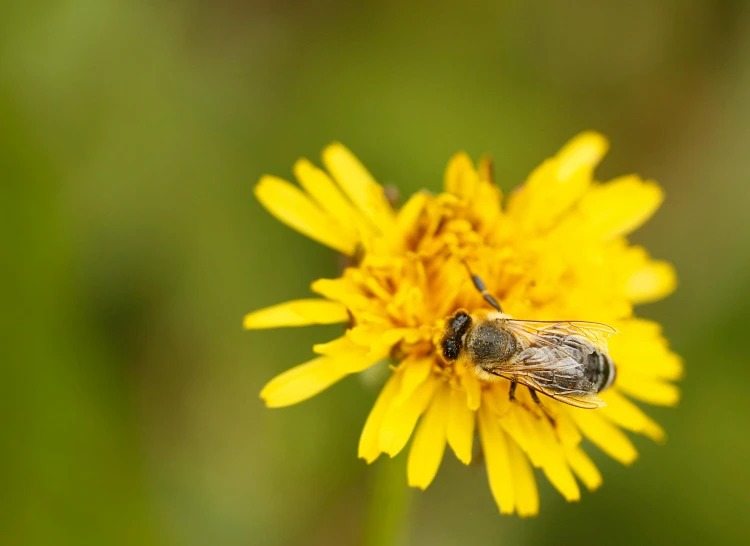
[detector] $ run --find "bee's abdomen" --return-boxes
[584,349,616,393]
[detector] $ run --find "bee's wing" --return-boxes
[515,374,606,409]
[502,345,607,409]
[505,319,616,352]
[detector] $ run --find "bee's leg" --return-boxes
[464,265,503,312]
[528,388,541,405]
[529,388,556,428]
[508,379,517,401]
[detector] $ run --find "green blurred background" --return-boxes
[3,1,750,545]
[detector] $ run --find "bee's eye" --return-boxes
[450,311,470,332]
[442,338,460,361]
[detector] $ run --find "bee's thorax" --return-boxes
[465,321,518,367]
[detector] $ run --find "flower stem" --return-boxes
[363,455,413,546]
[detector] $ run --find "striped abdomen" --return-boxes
[584,348,616,393]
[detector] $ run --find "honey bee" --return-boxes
[440,270,617,410]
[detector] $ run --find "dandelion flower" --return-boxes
[245,133,681,515]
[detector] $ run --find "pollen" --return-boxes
[244,133,681,515]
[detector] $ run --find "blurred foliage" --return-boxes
[2,0,750,545]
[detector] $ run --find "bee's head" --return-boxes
[441,310,472,361]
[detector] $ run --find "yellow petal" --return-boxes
[312,277,372,311]
[407,384,450,490]
[348,325,411,361]
[312,335,361,356]
[565,445,602,491]
[507,132,607,233]
[478,403,515,515]
[507,439,539,517]
[444,152,479,199]
[556,131,609,181]
[478,155,495,185]
[457,365,482,411]
[378,375,439,457]
[359,371,401,463]
[322,143,395,228]
[255,176,357,254]
[243,299,349,329]
[505,160,552,224]
[500,410,543,469]
[569,408,638,465]
[508,159,588,233]
[626,260,677,304]
[493,389,548,469]
[393,356,433,406]
[472,178,503,233]
[294,158,371,240]
[616,377,681,406]
[535,417,580,502]
[554,410,583,449]
[396,192,428,239]
[260,353,375,408]
[576,175,664,239]
[492,390,576,503]
[608,320,683,381]
[504,407,578,504]
[446,387,475,465]
[601,390,665,442]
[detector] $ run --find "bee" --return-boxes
[440,270,617,410]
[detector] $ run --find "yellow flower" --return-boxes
[245,133,681,515]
